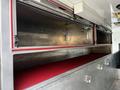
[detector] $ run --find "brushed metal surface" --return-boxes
[110,80,120,90]
[0,0,14,90]
[16,2,93,47]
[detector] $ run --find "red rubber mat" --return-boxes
[14,53,106,90]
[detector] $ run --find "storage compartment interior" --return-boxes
[14,45,111,90]
[96,26,112,44]
[16,1,93,47]
[14,1,112,90]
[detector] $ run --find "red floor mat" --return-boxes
[14,53,106,90]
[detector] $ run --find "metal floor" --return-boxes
[110,80,120,90]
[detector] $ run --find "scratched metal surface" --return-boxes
[17,2,93,47]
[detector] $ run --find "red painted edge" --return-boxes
[12,45,87,51]
[10,0,14,48]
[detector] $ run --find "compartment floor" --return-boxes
[14,53,106,90]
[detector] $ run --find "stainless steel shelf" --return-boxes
[13,44,112,54]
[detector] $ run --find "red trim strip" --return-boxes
[12,45,91,52]
[10,0,14,48]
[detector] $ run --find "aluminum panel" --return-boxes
[0,0,14,90]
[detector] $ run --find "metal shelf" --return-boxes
[13,44,111,54]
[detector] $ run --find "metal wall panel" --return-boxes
[0,0,14,90]
[16,2,93,47]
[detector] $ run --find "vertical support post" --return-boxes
[0,0,13,90]
[93,24,97,45]
[12,0,17,48]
